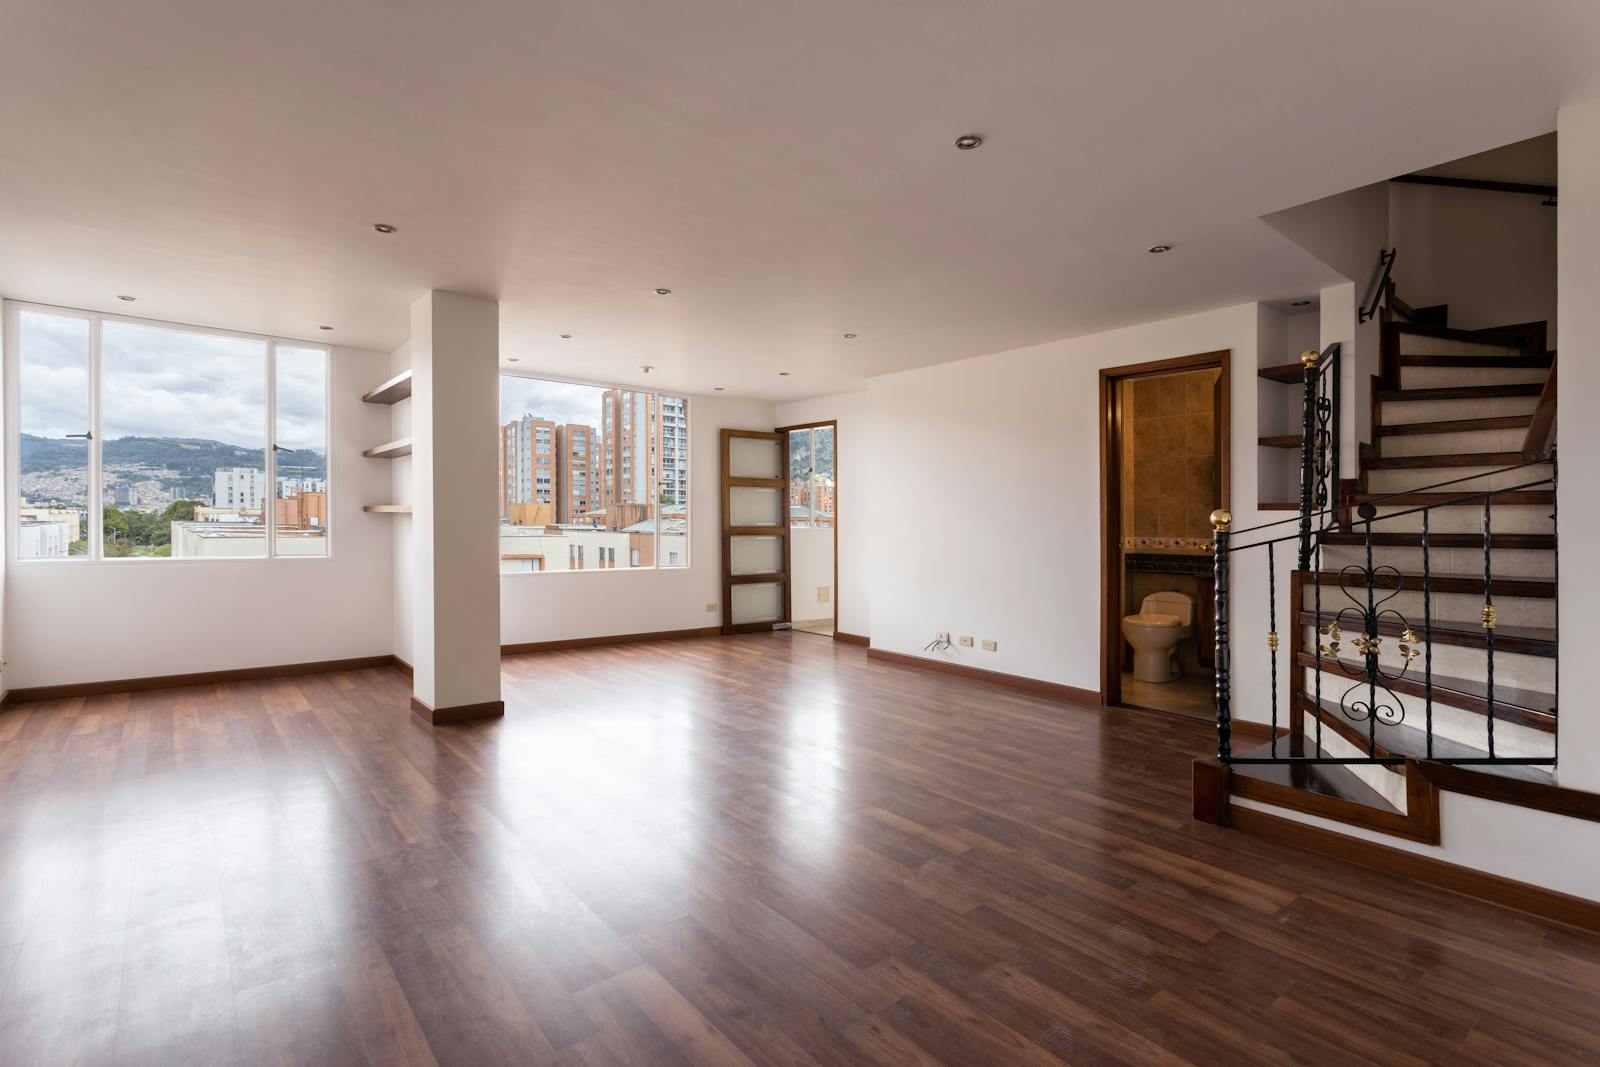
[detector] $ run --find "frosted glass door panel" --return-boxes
[730,535,783,575]
[729,486,783,526]
[731,582,784,625]
[728,437,781,479]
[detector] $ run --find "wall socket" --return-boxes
[936,631,950,644]
[818,587,830,603]
[982,639,998,651]
[705,603,718,613]
[959,635,974,647]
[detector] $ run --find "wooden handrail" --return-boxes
[1522,355,1557,461]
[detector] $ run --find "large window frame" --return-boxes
[498,371,691,577]
[5,300,334,565]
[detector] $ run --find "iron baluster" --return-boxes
[1268,541,1278,758]
[1366,513,1378,755]
[1212,510,1232,762]
[1314,539,1323,753]
[1552,455,1559,765]
[1483,498,1496,758]
[1298,349,1319,569]
[1422,509,1433,759]
[1327,345,1341,535]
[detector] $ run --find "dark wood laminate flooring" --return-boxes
[0,632,1596,1065]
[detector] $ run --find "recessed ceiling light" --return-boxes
[1148,244,1172,254]
[318,325,333,330]
[653,288,672,296]
[560,333,572,339]
[843,333,858,339]
[779,371,790,377]
[508,357,519,362]
[117,294,136,302]
[954,134,983,150]
[641,365,654,374]
[372,223,397,234]
[1291,299,1311,307]
[714,386,725,391]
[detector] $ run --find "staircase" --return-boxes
[1215,309,1567,842]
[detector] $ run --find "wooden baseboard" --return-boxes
[410,696,505,726]
[4,655,398,704]
[1417,761,1600,824]
[1228,805,1600,934]
[865,648,1098,706]
[392,656,414,680]
[502,626,721,656]
[833,631,869,646]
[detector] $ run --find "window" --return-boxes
[498,374,689,574]
[788,425,835,528]
[11,305,330,561]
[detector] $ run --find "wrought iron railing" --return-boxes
[1297,343,1340,569]
[1359,248,1397,324]
[1213,455,1556,768]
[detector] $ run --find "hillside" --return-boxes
[22,434,326,498]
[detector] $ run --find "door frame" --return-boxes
[720,428,791,634]
[1098,350,1230,707]
[775,419,838,634]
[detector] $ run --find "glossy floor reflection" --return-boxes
[0,633,1596,1065]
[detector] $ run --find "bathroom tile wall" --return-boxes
[1121,368,1221,541]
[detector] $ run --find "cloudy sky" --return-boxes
[18,309,326,450]
[500,375,608,429]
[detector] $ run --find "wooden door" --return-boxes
[721,429,790,634]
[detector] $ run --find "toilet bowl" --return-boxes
[1122,590,1195,683]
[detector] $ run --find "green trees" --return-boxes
[101,499,203,555]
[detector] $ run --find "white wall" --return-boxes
[775,390,870,638]
[789,526,834,623]
[387,340,414,666]
[499,394,775,645]
[1389,181,1558,343]
[6,345,396,688]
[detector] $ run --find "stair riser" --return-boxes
[1363,504,1553,535]
[1295,622,1553,692]
[1318,545,1554,579]
[1397,335,1522,358]
[1380,395,1538,426]
[1294,710,1412,811]
[1365,464,1552,495]
[1379,428,1528,458]
[1399,366,1549,390]
[1302,586,1553,628]
[1297,668,1555,758]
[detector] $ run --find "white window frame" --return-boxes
[498,370,691,576]
[5,300,334,565]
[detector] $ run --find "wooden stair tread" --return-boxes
[1229,740,1402,814]
[1306,569,1554,598]
[1364,451,1526,470]
[1351,490,1552,507]
[1377,383,1544,402]
[1398,353,1553,368]
[1378,414,1532,437]
[1258,434,1302,448]
[1317,531,1554,549]
[1297,608,1555,657]
[1257,363,1306,384]
[1299,697,1554,783]
[1294,651,1556,730]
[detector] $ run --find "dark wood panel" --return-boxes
[1523,355,1558,461]
[1377,414,1532,437]
[1307,569,1554,599]
[2,635,1598,1065]
[1378,383,1544,402]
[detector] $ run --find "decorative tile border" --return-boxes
[1122,536,1213,553]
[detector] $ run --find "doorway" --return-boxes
[1099,351,1229,718]
[779,421,837,637]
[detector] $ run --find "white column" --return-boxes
[410,291,503,723]
[1556,99,1600,791]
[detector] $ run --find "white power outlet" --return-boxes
[982,639,998,651]
[705,603,718,613]
[936,631,950,643]
[959,635,974,647]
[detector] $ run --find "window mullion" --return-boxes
[265,341,277,559]
[88,315,104,560]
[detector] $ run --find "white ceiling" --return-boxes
[1,1,1596,400]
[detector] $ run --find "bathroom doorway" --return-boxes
[780,421,837,637]
[1098,351,1229,718]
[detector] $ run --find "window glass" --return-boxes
[788,425,835,528]
[499,376,690,573]
[100,321,267,558]
[274,346,329,556]
[17,310,91,558]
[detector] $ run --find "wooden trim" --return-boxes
[774,420,840,640]
[1390,173,1557,199]
[392,656,414,680]
[1098,349,1230,708]
[1228,760,1441,844]
[833,631,869,646]
[1522,354,1557,460]
[1227,805,1600,934]
[411,696,505,726]
[1416,761,1600,824]
[721,428,791,634]
[866,647,1098,706]
[501,626,721,656]
[1192,757,1231,824]
[4,655,399,704]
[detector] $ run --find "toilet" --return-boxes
[1122,590,1195,683]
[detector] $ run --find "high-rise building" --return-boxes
[557,423,598,523]
[213,467,266,510]
[500,415,557,518]
[599,390,688,515]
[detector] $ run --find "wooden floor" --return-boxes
[0,633,1597,1066]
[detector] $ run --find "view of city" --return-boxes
[16,310,329,559]
[499,376,689,572]
[788,424,836,527]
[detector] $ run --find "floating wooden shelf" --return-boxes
[361,369,412,405]
[363,438,413,459]
[1257,362,1305,384]
[364,504,413,514]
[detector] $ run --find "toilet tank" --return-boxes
[1141,590,1194,626]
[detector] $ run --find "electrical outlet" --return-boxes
[936,631,950,643]
[982,639,998,651]
[959,635,974,647]
[705,603,718,613]
[818,586,830,603]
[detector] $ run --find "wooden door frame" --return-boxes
[1098,350,1231,707]
[775,420,838,633]
[720,428,791,634]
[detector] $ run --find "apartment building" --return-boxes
[555,422,597,523]
[499,414,557,515]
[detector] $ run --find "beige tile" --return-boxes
[1157,416,1186,454]
[1185,412,1214,456]
[1184,371,1213,414]
[1156,375,1185,417]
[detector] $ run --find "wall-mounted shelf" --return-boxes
[1257,363,1305,384]
[363,438,413,459]
[362,370,412,405]
[364,504,413,514]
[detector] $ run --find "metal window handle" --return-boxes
[65,431,92,439]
